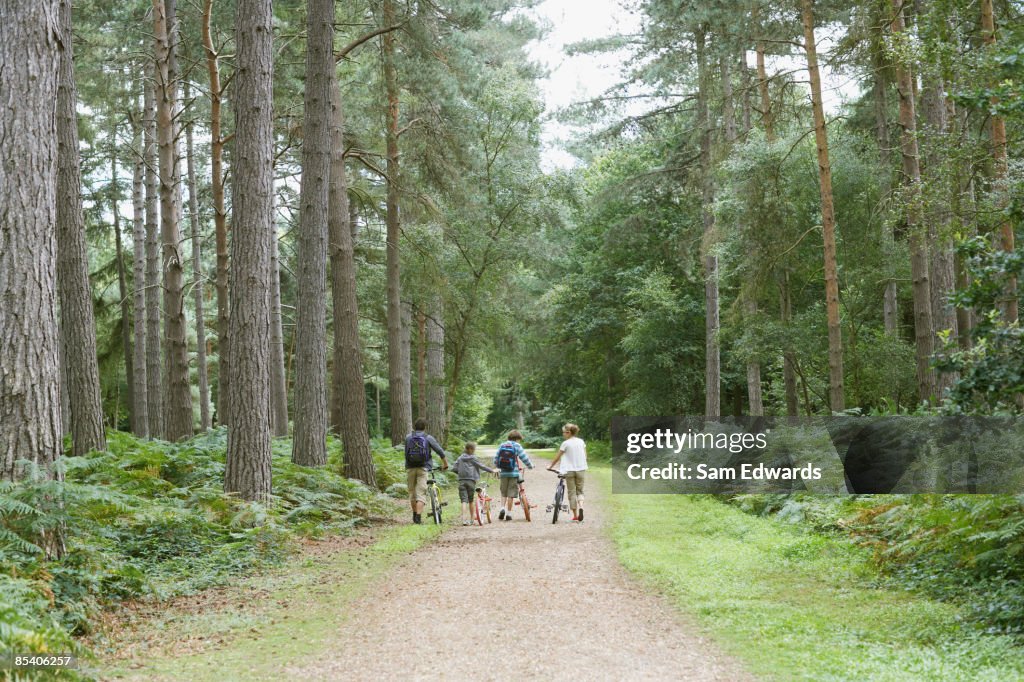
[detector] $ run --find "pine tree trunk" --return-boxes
[328,74,376,486]
[800,0,845,412]
[269,228,289,437]
[426,294,446,443]
[111,140,135,433]
[920,66,958,397]
[980,0,1016,322]
[871,25,899,337]
[891,0,936,405]
[416,309,427,419]
[203,0,230,426]
[153,0,193,440]
[383,0,413,444]
[184,83,212,431]
[780,272,799,416]
[56,0,106,455]
[952,103,975,350]
[1,0,64,481]
[144,76,164,437]
[59,342,71,436]
[695,29,720,418]
[291,0,333,467]
[225,0,274,501]
[131,119,150,438]
[755,38,773,141]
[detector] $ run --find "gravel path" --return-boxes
[290,454,753,681]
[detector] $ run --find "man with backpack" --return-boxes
[493,430,533,521]
[405,418,448,524]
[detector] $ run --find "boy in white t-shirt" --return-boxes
[547,423,588,522]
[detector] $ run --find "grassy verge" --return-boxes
[93,519,443,681]
[594,466,1024,681]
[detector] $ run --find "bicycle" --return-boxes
[513,474,534,522]
[473,480,492,525]
[427,467,447,525]
[545,470,569,524]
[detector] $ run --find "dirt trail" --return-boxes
[290,454,753,681]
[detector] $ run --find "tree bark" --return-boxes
[695,29,720,418]
[779,272,799,416]
[980,0,1016,322]
[56,0,106,455]
[734,50,763,416]
[871,23,899,336]
[328,74,376,486]
[184,81,212,431]
[131,117,150,438]
[755,36,774,141]
[225,0,274,501]
[153,0,193,440]
[112,135,135,433]
[382,0,413,444]
[416,309,426,419]
[291,0,333,467]
[203,0,230,426]
[891,0,936,404]
[1,0,64,481]
[144,74,164,437]
[269,227,289,437]
[920,65,958,397]
[800,0,845,412]
[426,294,446,442]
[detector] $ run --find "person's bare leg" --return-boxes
[415,500,424,514]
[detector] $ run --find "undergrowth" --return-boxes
[0,429,407,672]
[729,493,1024,637]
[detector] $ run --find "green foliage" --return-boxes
[0,430,391,660]
[938,237,1024,413]
[729,492,1024,636]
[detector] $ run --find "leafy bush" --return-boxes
[508,428,558,449]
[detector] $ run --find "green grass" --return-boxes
[596,466,1024,681]
[94,520,444,681]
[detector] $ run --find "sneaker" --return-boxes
[577,507,584,522]
[413,513,421,524]
[504,515,512,521]
[498,508,506,520]
[462,520,470,526]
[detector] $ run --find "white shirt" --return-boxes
[557,437,588,473]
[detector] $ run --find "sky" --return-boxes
[524,0,864,170]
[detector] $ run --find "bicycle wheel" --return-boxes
[520,488,531,522]
[552,483,564,524]
[473,493,483,526]
[429,486,442,525]
[483,495,492,524]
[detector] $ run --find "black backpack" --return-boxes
[496,442,518,472]
[405,432,430,467]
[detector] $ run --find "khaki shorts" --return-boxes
[458,480,477,503]
[407,468,428,503]
[500,476,521,499]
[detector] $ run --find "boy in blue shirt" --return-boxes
[493,430,533,521]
